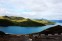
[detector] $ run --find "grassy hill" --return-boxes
[0,16,55,27]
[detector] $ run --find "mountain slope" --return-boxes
[0,16,55,27]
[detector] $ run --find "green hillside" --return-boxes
[0,16,55,27]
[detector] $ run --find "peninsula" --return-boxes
[0,16,55,27]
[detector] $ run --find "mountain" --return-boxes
[0,19,15,27]
[0,16,55,27]
[51,20,62,23]
[19,19,45,27]
[41,25,62,34]
[34,19,55,25]
[35,25,62,35]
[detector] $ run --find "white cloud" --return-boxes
[0,0,62,20]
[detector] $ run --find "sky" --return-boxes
[0,0,62,20]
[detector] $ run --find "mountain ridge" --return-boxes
[0,16,55,27]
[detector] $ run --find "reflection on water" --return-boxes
[0,23,62,34]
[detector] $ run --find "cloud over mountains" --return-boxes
[0,0,62,20]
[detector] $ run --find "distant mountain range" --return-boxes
[51,20,62,23]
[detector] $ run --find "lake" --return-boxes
[0,22,62,34]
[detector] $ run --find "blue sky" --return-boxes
[0,0,62,20]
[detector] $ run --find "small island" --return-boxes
[0,16,55,27]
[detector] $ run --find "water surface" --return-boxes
[0,23,62,34]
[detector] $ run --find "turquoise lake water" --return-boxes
[0,23,62,34]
